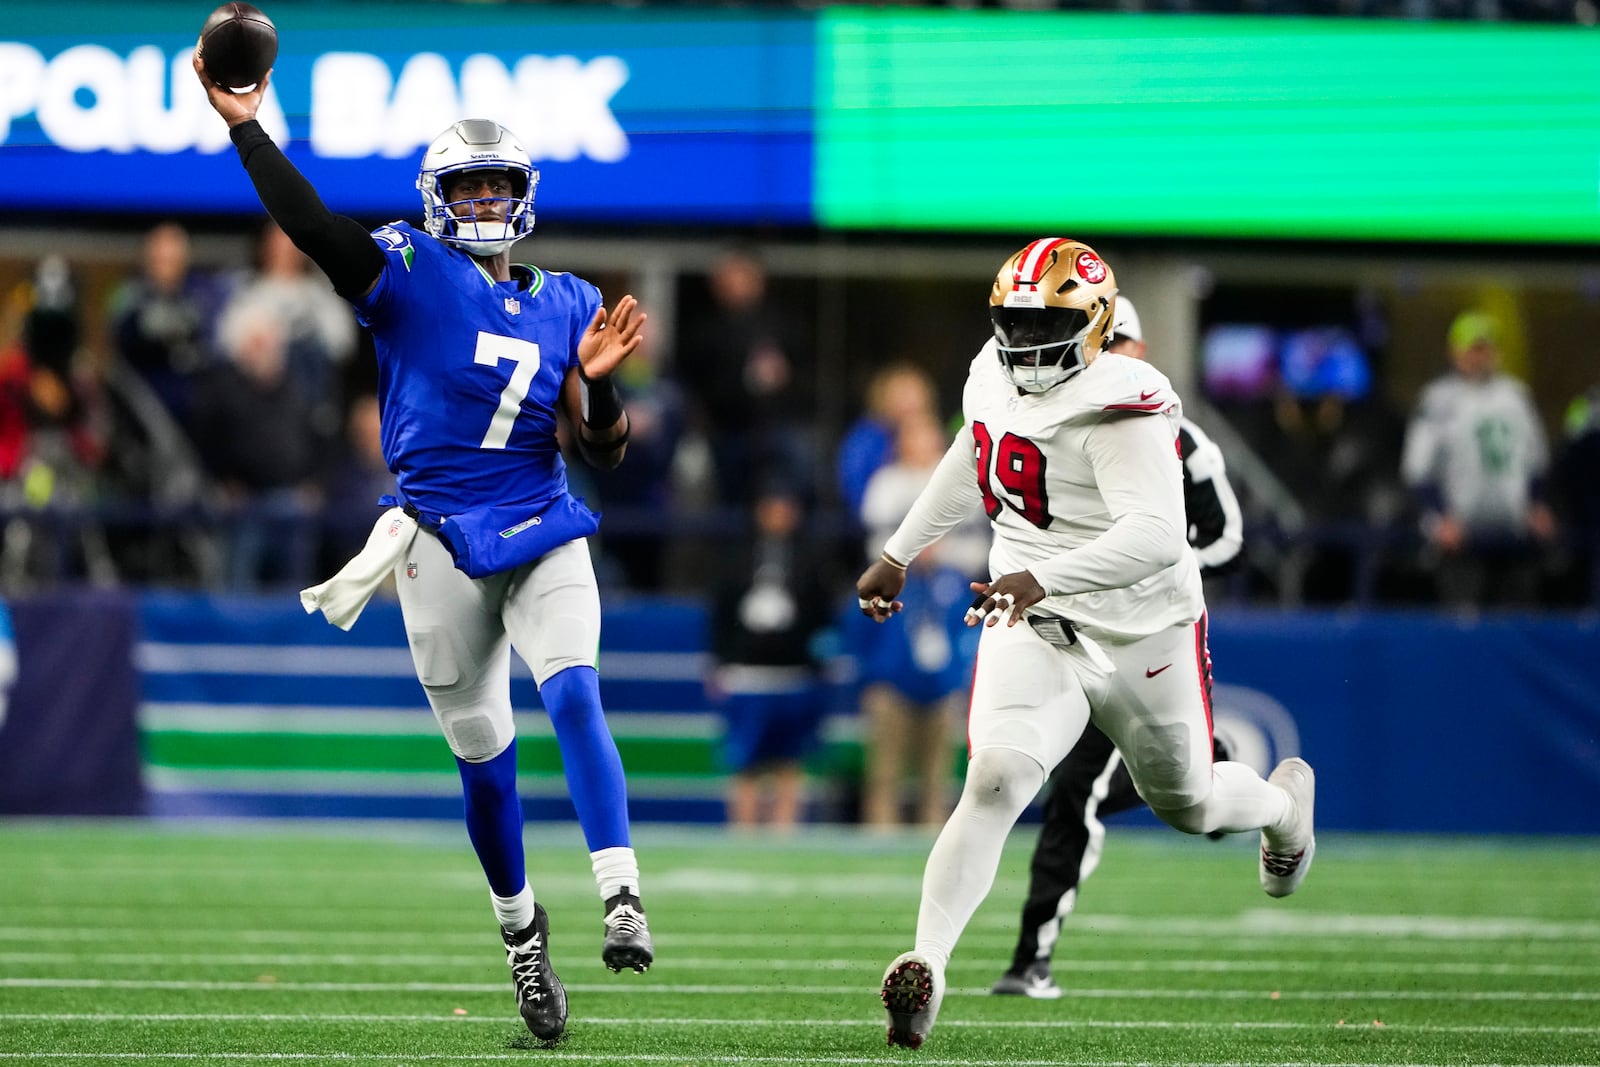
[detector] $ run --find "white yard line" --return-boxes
[2,951,1597,977]
[2,977,1598,1000]
[2,1054,1598,1067]
[1,1013,1598,1036]
[4,913,1599,944]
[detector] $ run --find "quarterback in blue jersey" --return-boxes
[197,56,651,1042]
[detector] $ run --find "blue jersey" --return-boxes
[349,221,602,518]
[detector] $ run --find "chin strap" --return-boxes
[438,211,530,256]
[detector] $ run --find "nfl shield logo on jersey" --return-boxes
[406,561,417,579]
[504,297,521,315]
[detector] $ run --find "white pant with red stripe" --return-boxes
[906,614,1289,977]
[968,616,1276,834]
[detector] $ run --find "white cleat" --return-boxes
[1260,757,1316,898]
[881,951,945,1050]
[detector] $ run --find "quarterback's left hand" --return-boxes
[967,570,1046,627]
[578,295,646,379]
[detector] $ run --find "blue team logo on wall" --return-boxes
[1209,684,1301,776]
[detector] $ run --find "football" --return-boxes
[197,2,278,92]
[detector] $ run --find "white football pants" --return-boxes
[912,617,1287,970]
[393,530,601,763]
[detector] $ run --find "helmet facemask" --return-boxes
[417,120,539,257]
[989,238,1117,394]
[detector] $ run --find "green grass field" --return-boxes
[2,820,1598,1066]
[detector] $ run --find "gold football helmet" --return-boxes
[989,238,1117,393]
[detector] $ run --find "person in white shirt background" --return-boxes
[1401,310,1557,609]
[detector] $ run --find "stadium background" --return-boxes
[0,0,1597,835]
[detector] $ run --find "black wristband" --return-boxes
[581,371,624,429]
[581,418,631,453]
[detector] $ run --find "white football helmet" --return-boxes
[1112,295,1142,344]
[989,237,1117,393]
[416,120,539,256]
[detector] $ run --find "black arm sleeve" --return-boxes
[229,120,386,300]
[1179,425,1244,577]
[1184,475,1236,562]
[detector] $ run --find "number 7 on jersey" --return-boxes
[474,331,542,449]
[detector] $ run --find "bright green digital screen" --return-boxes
[816,11,1600,243]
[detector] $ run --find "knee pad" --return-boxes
[962,747,1046,817]
[1125,721,1204,812]
[427,680,512,763]
[437,707,512,763]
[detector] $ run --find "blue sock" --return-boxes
[455,742,526,898]
[540,665,631,851]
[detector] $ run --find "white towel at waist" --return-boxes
[300,506,418,631]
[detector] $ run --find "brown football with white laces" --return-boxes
[198,2,278,92]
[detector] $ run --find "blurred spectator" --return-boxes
[836,361,940,517]
[219,220,359,439]
[853,411,987,828]
[191,300,331,591]
[108,222,230,431]
[96,365,211,586]
[677,247,813,505]
[1232,324,1406,602]
[0,257,113,587]
[1559,382,1600,607]
[319,393,396,579]
[588,331,687,591]
[707,483,836,829]
[1401,310,1557,609]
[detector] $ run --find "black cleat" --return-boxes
[601,889,653,973]
[502,903,567,1041]
[990,960,1062,999]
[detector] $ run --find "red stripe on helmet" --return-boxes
[1013,238,1071,289]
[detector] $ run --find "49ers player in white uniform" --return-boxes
[856,238,1316,1051]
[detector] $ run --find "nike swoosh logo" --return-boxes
[1146,664,1172,678]
[1139,389,1159,401]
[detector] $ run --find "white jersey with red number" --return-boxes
[883,341,1204,639]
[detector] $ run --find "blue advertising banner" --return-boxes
[127,591,1600,833]
[1205,611,1600,835]
[0,3,814,224]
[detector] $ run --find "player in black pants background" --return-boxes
[992,297,1245,999]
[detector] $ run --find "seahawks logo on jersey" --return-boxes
[372,226,415,271]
